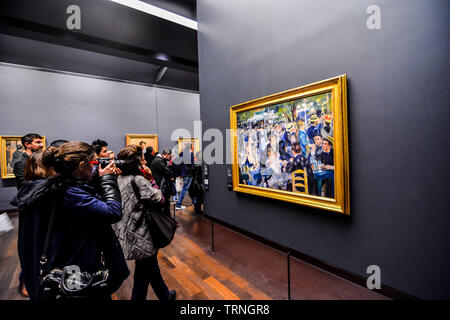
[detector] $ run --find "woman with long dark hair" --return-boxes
[16,150,55,298]
[17,141,129,300]
[113,145,176,300]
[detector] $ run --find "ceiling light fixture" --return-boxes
[110,0,198,30]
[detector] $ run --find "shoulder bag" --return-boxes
[131,176,177,249]
[38,202,110,300]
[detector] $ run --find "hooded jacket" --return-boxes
[16,175,129,300]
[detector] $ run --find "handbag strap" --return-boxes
[130,176,142,202]
[39,192,107,279]
[39,200,57,278]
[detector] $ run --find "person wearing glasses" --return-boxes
[16,141,129,300]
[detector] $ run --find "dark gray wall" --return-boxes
[198,0,450,299]
[0,0,198,65]
[0,63,199,210]
[0,33,199,92]
[156,87,201,150]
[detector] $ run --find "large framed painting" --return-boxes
[230,75,349,214]
[126,134,159,152]
[1,135,46,179]
[178,137,200,155]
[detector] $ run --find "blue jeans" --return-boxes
[176,176,192,207]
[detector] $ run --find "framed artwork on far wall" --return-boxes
[125,134,159,152]
[1,135,46,179]
[177,137,200,155]
[230,75,349,215]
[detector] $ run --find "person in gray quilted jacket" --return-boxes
[113,145,176,301]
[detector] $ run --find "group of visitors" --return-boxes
[11,133,204,300]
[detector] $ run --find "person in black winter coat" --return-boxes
[150,149,175,215]
[16,141,129,300]
[188,164,204,215]
[142,145,156,166]
[150,149,173,187]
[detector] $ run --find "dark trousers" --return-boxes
[131,255,170,301]
[193,194,203,215]
[162,190,173,217]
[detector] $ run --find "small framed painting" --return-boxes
[125,134,159,152]
[1,135,46,179]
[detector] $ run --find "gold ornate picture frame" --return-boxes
[1,135,46,179]
[125,134,159,152]
[230,75,349,214]
[177,137,200,155]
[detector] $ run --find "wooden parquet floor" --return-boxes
[1,204,388,300]
[0,214,27,300]
[0,210,271,300]
[113,209,272,300]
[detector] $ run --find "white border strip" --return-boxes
[110,0,197,30]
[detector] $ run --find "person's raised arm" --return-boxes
[65,161,122,224]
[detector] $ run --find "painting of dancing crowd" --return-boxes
[236,92,335,199]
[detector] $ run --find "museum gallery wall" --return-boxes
[0,64,200,210]
[198,0,449,299]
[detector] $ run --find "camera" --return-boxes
[97,158,126,169]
